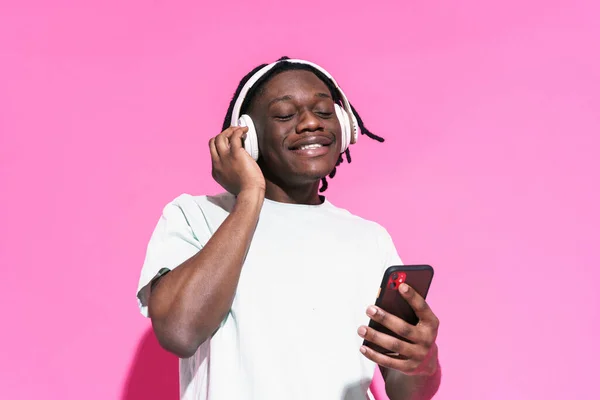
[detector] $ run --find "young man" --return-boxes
[136,57,441,400]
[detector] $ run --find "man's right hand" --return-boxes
[209,126,266,195]
[150,126,265,357]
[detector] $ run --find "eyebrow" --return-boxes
[268,92,332,107]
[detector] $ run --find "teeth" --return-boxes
[299,144,323,150]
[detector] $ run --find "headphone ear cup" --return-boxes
[350,112,359,144]
[334,104,351,153]
[237,114,259,161]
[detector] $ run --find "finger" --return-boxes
[357,325,416,358]
[366,305,419,343]
[208,138,219,161]
[399,283,439,327]
[215,132,231,156]
[220,125,237,136]
[229,126,249,151]
[359,345,420,375]
[224,126,242,138]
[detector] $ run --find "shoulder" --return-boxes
[162,192,236,216]
[323,201,392,240]
[152,192,234,243]
[323,201,402,265]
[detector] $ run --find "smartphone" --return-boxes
[362,265,434,355]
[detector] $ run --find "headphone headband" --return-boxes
[230,59,357,141]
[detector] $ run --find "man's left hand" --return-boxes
[357,283,440,376]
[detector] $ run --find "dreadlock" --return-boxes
[222,56,384,192]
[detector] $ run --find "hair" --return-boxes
[222,56,384,192]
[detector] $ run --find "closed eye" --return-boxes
[316,111,334,118]
[274,114,295,121]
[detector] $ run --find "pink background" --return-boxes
[1,1,599,399]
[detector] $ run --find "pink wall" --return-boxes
[1,1,598,399]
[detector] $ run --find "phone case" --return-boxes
[362,265,434,355]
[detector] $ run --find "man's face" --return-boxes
[247,69,342,187]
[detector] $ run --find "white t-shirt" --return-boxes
[137,193,403,400]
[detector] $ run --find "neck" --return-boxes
[264,180,323,205]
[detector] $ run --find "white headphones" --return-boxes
[229,59,360,161]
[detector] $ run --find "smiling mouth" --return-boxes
[289,142,332,157]
[296,143,325,150]
[289,139,333,151]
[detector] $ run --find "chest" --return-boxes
[230,216,381,337]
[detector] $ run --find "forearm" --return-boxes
[382,346,441,400]
[148,189,264,357]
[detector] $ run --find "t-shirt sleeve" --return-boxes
[378,225,404,272]
[136,195,211,318]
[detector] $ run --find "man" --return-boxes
[136,57,441,400]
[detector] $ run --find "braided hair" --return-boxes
[222,56,384,192]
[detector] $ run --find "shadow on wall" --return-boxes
[122,328,179,400]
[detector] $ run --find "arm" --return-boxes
[381,347,441,400]
[148,188,263,358]
[147,125,265,358]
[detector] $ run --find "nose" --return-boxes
[296,109,323,133]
